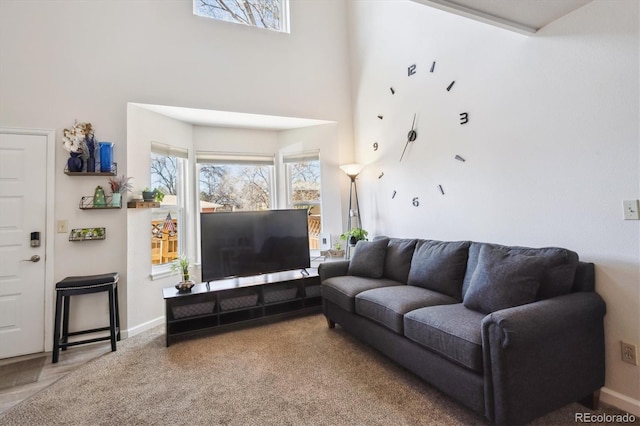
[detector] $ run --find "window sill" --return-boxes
[150,265,175,281]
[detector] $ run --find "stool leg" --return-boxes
[52,291,63,364]
[61,294,70,351]
[108,286,117,352]
[114,284,121,341]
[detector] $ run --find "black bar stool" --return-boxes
[53,272,120,363]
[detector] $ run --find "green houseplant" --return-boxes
[142,187,165,203]
[108,175,133,207]
[340,228,368,246]
[172,254,195,292]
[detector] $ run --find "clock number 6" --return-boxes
[460,112,469,125]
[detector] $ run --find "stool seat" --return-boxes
[56,272,119,290]
[53,272,120,363]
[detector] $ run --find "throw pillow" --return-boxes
[462,242,579,301]
[407,240,471,300]
[348,238,389,279]
[383,238,418,283]
[463,244,545,314]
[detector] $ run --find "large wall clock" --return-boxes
[373,60,471,207]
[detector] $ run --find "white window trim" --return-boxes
[192,0,290,34]
[150,150,188,278]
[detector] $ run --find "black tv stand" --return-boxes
[162,268,321,346]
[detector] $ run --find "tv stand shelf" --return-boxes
[162,269,321,346]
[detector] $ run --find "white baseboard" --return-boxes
[121,316,164,339]
[601,387,640,416]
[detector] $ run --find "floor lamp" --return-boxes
[340,163,364,259]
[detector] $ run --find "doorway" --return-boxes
[0,128,55,359]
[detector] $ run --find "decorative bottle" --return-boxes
[99,142,114,173]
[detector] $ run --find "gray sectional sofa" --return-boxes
[319,237,606,425]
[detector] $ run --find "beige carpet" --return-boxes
[0,314,634,425]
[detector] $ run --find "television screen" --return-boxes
[200,209,311,282]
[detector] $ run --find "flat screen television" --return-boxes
[200,209,311,282]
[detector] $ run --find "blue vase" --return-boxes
[86,156,96,173]
[99,142,113,173]
[67,152,83,172]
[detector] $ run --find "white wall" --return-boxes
[126,104,195,333]
[0,0,353,343]
[278,124,344,242]
[348,0,639,411]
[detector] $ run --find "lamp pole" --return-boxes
[340,163,364,259]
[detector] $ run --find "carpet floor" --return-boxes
[0,314,634,425]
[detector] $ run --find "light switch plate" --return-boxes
[623,200,639,220]
[57,220,68,233]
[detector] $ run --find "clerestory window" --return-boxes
[193,0,289,33]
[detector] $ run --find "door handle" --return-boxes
[21,255,41,263]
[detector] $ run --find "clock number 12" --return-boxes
[408,64,416,76]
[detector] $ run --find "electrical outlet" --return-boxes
[621,341,638,365]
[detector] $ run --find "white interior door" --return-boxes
[0,132,48,359]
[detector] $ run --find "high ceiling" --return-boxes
[410,0,593,34]
[133,103,334,131]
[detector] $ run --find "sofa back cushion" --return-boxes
[462,244,545,314]
[462,242,579,301]
[407,240,471,300]
[347,238,389,278]
[383,238,418,283]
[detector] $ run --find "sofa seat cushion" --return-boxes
[404,304,485,373]
[321,276,402,313]
[355,286,458,334]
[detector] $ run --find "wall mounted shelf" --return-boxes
[69,228,106,241]
[79,196,122,210]
[127,200,160,208]
[64,162,117,176]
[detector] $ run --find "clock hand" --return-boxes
[400,139,411,162]
[400,114,417,162]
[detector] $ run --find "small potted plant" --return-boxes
[142,187,155,202]
[340,228,368,247]
[172,254,195,292]
[108,175,133,207]
[328,241,345,258]
[153,188,165,203]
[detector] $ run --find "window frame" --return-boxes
[150,144,189,279]
[193,0,290,33]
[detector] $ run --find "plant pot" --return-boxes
[175,280,196,293]
[142,191,155,202]
[111,193,122,207]
[328,249,345,258]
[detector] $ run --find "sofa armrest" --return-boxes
[318,260,350,282]
[481,292,606,425]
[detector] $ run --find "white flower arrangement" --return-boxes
[62,121,93,155]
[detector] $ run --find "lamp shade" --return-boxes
[340,163,364,177]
